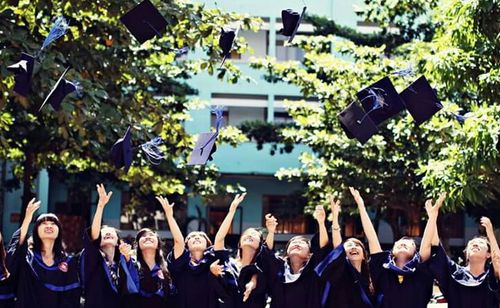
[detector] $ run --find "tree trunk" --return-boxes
[20,152,35,225]
[0,161,6,231]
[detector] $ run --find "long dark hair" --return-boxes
[237,228,264,265]
[32,213,66,261]
[0,232,8,278]
[135,228,170,283]
[346,238,375,295]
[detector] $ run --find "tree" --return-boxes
[250,0,499,240]
[0,0,256,221]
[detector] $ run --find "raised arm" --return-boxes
[265,214,278,250]
[91,184,113,240]
[330,196,342,248]
[313,205,328,248]
[156,196,184,259]
[19,198,41,245]
[420,193,445,262]
[349,187,382,254]
[214,193,246,251]
[480,216,500,279]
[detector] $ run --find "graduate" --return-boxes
[349,187,437,308]
[260,204,330,308]
[81,184,137,308]
[315,195,380,308]
[9,198,81,308]
[209,193,268,308]
[159,195,219,308]
[0,231,17,308]
[420,193,500,308]
[123,228,173,308]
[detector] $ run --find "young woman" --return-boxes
[159,195,219,308]
[209,193,269,308]
[261,205,330,308]
[123,228,173,308]
[420,193,500,308]
[0,231,17,308]
[315,195,380,308]
[349,187,437,308]
[10,198,81,308]
[82,184,137,308]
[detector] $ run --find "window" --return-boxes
[273,107,293,123]
[231,30,269,62]
[211,94,268,126]
[262,195,309,234]
[276,36,305,62]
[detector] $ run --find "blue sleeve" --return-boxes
[314,244,346,284]
[119,255,139,294]
[428,244,453,297]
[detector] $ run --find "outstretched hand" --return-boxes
[313,205,326,224]
[209,259,224,277]
[330,195,341,219]
[425,192,446,218]
[229,193,247,212]
[25,198,41,219]
[97,184,113,208]
[156,196,175,217]
[265,214,278,234]
[349,187,365,209]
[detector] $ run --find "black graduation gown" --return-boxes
[0,230,23,308]
[261,245,330,308]
[315,245,380,308]
[8,229,81,308]
[81,229,138,308]
[369,251,433,308]
[428,244,500,308]
[210,249,267,308]
[0,276,15,308]
[167,247,219,308]
[126,260,174,308]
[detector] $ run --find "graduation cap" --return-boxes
[399,75,443,126]
[110,126,133,173]
[7,53,36,97]
[188,107,224,165]
[338,101,379,145]
[39,67,81,111]
[120,0,168,44]
[219,25,239,66]
[356,76,406,126]
[280,6,307,43]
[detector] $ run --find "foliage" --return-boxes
[251,0,499,238]
[238,120,295,155]
[0,0,258,216]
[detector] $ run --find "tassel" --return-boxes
[41,16,70,51]
[71,80,84,98]
[200,106,224,149]
[392,65,413,77]
[357,87,386,124]
[140,137,166,165]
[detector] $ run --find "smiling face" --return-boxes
[138,230,159,251]
[100,226,119,248]
[286,236,311,260]
[466,237,490,262]
[344,239,365,262]
[239,228,261,250]
[185,232,209,252]
[37,220,59,241]
[392,238,417,261]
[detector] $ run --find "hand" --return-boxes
[349,187,365,209]
[119,240,133,261]
[209,259,224,277]
[243,275,257,302]
[97,184,113,208]
[330,195,341,219]
[435,192,447,207]
[25,198,41,219]
[229,193,246,213]
[313,205,326,224]
[265,214,278,234]
[480,216,494,234]
[156,196,175,217]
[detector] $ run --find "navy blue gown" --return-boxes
[315,245,381,308]
[369,251,433,308]
[429,244,500,308]
[81,229,137,308]
[167,247,219,308]
[8,229,81,308]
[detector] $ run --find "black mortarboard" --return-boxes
[280,7,307,43]
[356,76,406,126]
[219,28,236,66]
[338,101,379,144]
[110,126,133,172]
[188,132,218,165]
[400,75,443,126]
[120,0,168,44]
[7,53,35,97]
[39,67,77,111]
